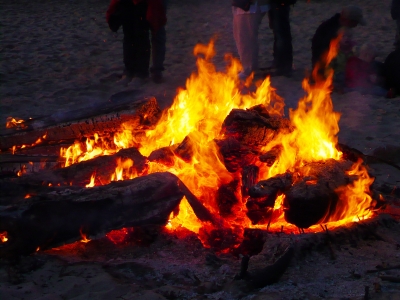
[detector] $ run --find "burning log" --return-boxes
[284,159,354,228]
[221,105,292,151]
[216,179,240,217]
[0,172,214,258]
[247,159,357,228]
[0,97,161,152]
[0,148,147,205]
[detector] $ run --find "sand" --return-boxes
[1,0,400,299]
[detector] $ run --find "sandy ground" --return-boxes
[1,0,400,299]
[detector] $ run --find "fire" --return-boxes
[166,196,204,234]
[52,37,376,245]
[110,158,137,181]
[6,117,27,129]
[86,174,96,188]
[333,159,376,223]
[0,232,8,243]
[11,133,47,154]
[79,229,91,243]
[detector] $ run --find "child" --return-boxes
[106,0,167,83]
[344,44,387,96]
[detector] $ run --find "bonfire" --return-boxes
[0,38,381,258]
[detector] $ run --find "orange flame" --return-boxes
[6,117,27,129]
[85,173,96,188]
[110,158,137,182]
[79,229,91,243]
[0,232,8,243]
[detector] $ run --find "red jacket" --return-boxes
[106,0,167,33]
[345,56,375,89]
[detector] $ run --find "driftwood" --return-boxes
[0,172,214,258]
[0,96,161,152]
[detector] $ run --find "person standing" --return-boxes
[232,0,270,80]
[106,0,167,84]
[149,0,168,83]
[311,5,366,69]
[391,0,400,48]
[267,0,296,77]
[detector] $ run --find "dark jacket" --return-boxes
[106,0,167,33]
[383,49,400,94]
[311,13,341,66]
[391,0,400,20]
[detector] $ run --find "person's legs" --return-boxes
[233,11,265,79]
[150,0,168,83]
[270,3,293,75]
[132,1,151,78]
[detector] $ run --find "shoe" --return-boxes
[151,72,163,84]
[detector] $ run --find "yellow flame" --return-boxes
[85,174,96,188]
[0,232,8,243]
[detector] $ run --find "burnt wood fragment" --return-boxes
[0,172,214,258]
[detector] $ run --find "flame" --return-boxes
[79,229,91,243]
[332,159,376,224]
[24,194,31,199]
[0,232,8,243]
[10,133,47,154]
[166,196,204,233]
[6,117,27,129]
[85,173,96,188]
[110,158,137,182]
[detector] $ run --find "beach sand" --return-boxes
[1,0,400,299]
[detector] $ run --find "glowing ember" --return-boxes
[106,228,132,244]
[0,232,8,243]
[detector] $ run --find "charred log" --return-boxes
[221,105,292,151]
[259,145,282,166]
[148,146,177,167]
[19,147,145,186]
[284,159,354,228]
[246,173,292,225]
[216,180,240,217]
[0,97,161,152]
[215,137,256,173]
[241,165,259,197]
[0,172,214,258]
